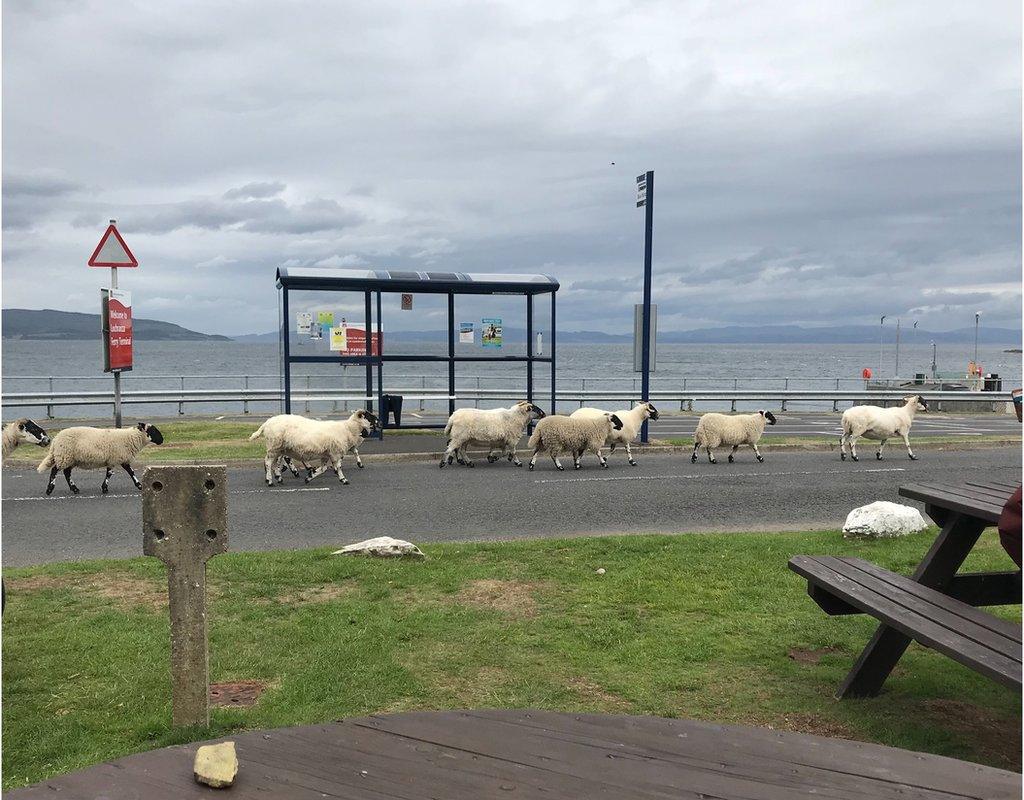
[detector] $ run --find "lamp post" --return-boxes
[878,315,886,378]
[974,311,981,364]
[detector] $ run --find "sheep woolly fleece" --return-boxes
[249,411,374,484]
[693,413,768,448]
[37,426,151,472]
[443,404,534,450]
[528,415,616,456]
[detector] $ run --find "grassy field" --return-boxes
[2,529,1020,789]
[3,419,1018,465]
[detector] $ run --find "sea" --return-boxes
[3,339,1021,419]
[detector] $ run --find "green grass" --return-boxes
[3,530,1020,788]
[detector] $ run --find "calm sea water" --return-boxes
[3,339,1020,418]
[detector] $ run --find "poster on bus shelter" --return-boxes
[481,318,502,348]
[101,288,133,372]
[296,311,312,334]
[459,321,474,344]
[329,323,382,356]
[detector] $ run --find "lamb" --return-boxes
[249,409,378,486]
[570,402,660,466]
[440,401,545,468]
[527,413,624,471]
[37,423,164,495]
[691,410,777,464]
[840,395,928,462]
[2,418,50,461]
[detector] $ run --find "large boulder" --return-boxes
[843,501,928,539]
[332,536,425,558]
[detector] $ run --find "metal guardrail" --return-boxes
[1,386,1012,417]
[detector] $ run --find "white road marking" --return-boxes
[533,467,907,484]
[5,486,332,502]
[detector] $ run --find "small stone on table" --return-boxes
[194,741,238,788]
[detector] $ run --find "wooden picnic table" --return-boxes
[7,709,1020,799]
[791,478,1022,698]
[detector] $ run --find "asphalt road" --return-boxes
[3,446,1020,567]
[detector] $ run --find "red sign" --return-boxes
[401,293,413,310]
[342,326,382,357]
[102,289,133,371]
[89,223,138,267]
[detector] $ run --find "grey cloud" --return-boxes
[223,181,286,200]
[2,173,81,198]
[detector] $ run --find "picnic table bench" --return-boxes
[7,710,1021,799]
[790,479,1022,698]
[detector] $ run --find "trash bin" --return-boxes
[1013,388,1022,423]
[914,373,926,385]
[983,374,1002,392]
[382,394,403,427]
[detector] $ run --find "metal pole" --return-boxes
[364,291,373,418]
[110,264,123,427]
[178,376,185,415]
[550,291,556,416]
[640,169,654,443]
[974,312,981,364]
[282,288,292,414]
[243,375,249,414]
[932,341,937,379]
[878,315,885,378]
[526,294,534,422]
[447,293,455,417]
[376,291,384,437]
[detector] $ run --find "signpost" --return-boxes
[636,171,654,442]
[89,220,137,428]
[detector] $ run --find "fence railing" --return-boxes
[1,380,1012,419]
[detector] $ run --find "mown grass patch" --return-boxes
[2,530,1020,788]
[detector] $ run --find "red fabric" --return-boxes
[997,486,1022,568]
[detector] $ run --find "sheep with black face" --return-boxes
[2,418,50,461]
[527,413,624,471]
[37,423,163,495]
[691,410,777,464]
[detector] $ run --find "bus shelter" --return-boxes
[276,268,559,435]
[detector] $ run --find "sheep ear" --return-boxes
[137,422,146,431]
[759,410,766,417]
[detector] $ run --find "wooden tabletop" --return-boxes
[8,710,1020,799]
[900,479,1019,524]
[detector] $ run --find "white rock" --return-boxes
[332,536,425,558]
[595,568,606,575]
[194,741,238,788]
[842,501,928,539]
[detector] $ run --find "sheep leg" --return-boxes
[440,440,456,468]
[457,445,474,467]
[839,432,847,461]
[596,448,609,469]
[902,432,917,460]
[353,448,364,468]
[283,457,301,477]
[305,461,332,483]
[101,467,113,494]
[264,455,277,486]
[333,457,350,485]
[848,435,859,461]
[552,454,564,471]
[45,466,59,495]
[120,463,141,490]
[691,442,700,464]
[625,440,637,466]
[64,467,79,494]
[728,445,738,463]
[706,446,716,464]
[572,450,583,470]
[752,443,764,463]
[506,446,522,467]
[528,450,539,470]
[487,449,501,463]
[876,439,887,460]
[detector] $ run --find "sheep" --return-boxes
[569,402,660,466]
[2,418,50,461]
[840,395,928,462]
[37,423,164,495]
[691,410,777,464]
[249,409,378,486]
[527,413,624,471]
[440,401,545,468]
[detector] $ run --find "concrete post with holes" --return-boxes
[142,465,227,728]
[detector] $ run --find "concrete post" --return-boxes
[178,377,185,416]
[142,465,228,728]
[243,376,249,414]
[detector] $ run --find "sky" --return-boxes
[2,0,1021,336]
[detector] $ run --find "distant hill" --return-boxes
[234,324,1022,345]
[2,309,231,341]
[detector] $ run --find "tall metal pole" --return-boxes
[640,170,654,443]
[282,288,291,413]
[878,315,886,378]
[894,318,901,378]
[447,293,456,418]
[974,311,981,364]
[109,219,123,428]
[931,341,937,379]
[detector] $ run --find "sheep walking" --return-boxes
[527,413,623,471]
[840,395,928,461]
[2,418,49,461]
[440,401,545,468]
[691,410,777,464]
[37,423,164,495]
[570,402,659,466]
[249,410,378,486]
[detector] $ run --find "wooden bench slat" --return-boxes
[899,484,1004,524]
[842,558,1022,646]
[789,556,1022,690]
[956,483,1018,505]
[905,481,1010,511]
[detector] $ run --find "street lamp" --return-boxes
[974,311,982,364]
[878,315,886,378]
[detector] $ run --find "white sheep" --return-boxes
[691,410,777,464]
[440,401,545,468]
[37,423,164,495]
[840,395,928,462]
[570,402,660,466]
[249,409,378,486]
[2,418,50,461]
[527,413,624,471]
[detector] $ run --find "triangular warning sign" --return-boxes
[88,224,138,268]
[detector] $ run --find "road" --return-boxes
[3,446,1020,566]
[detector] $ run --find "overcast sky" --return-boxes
[3,1,1021,335]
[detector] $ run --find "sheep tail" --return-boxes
[527,428,541,450]
[36,450,54,473]
[443,419,453,437]
[249,422,267,441]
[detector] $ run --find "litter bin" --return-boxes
[914,373,926,385]
[382,394,403,427]
[983,374,1002,392]
[1013,388,1022,423]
